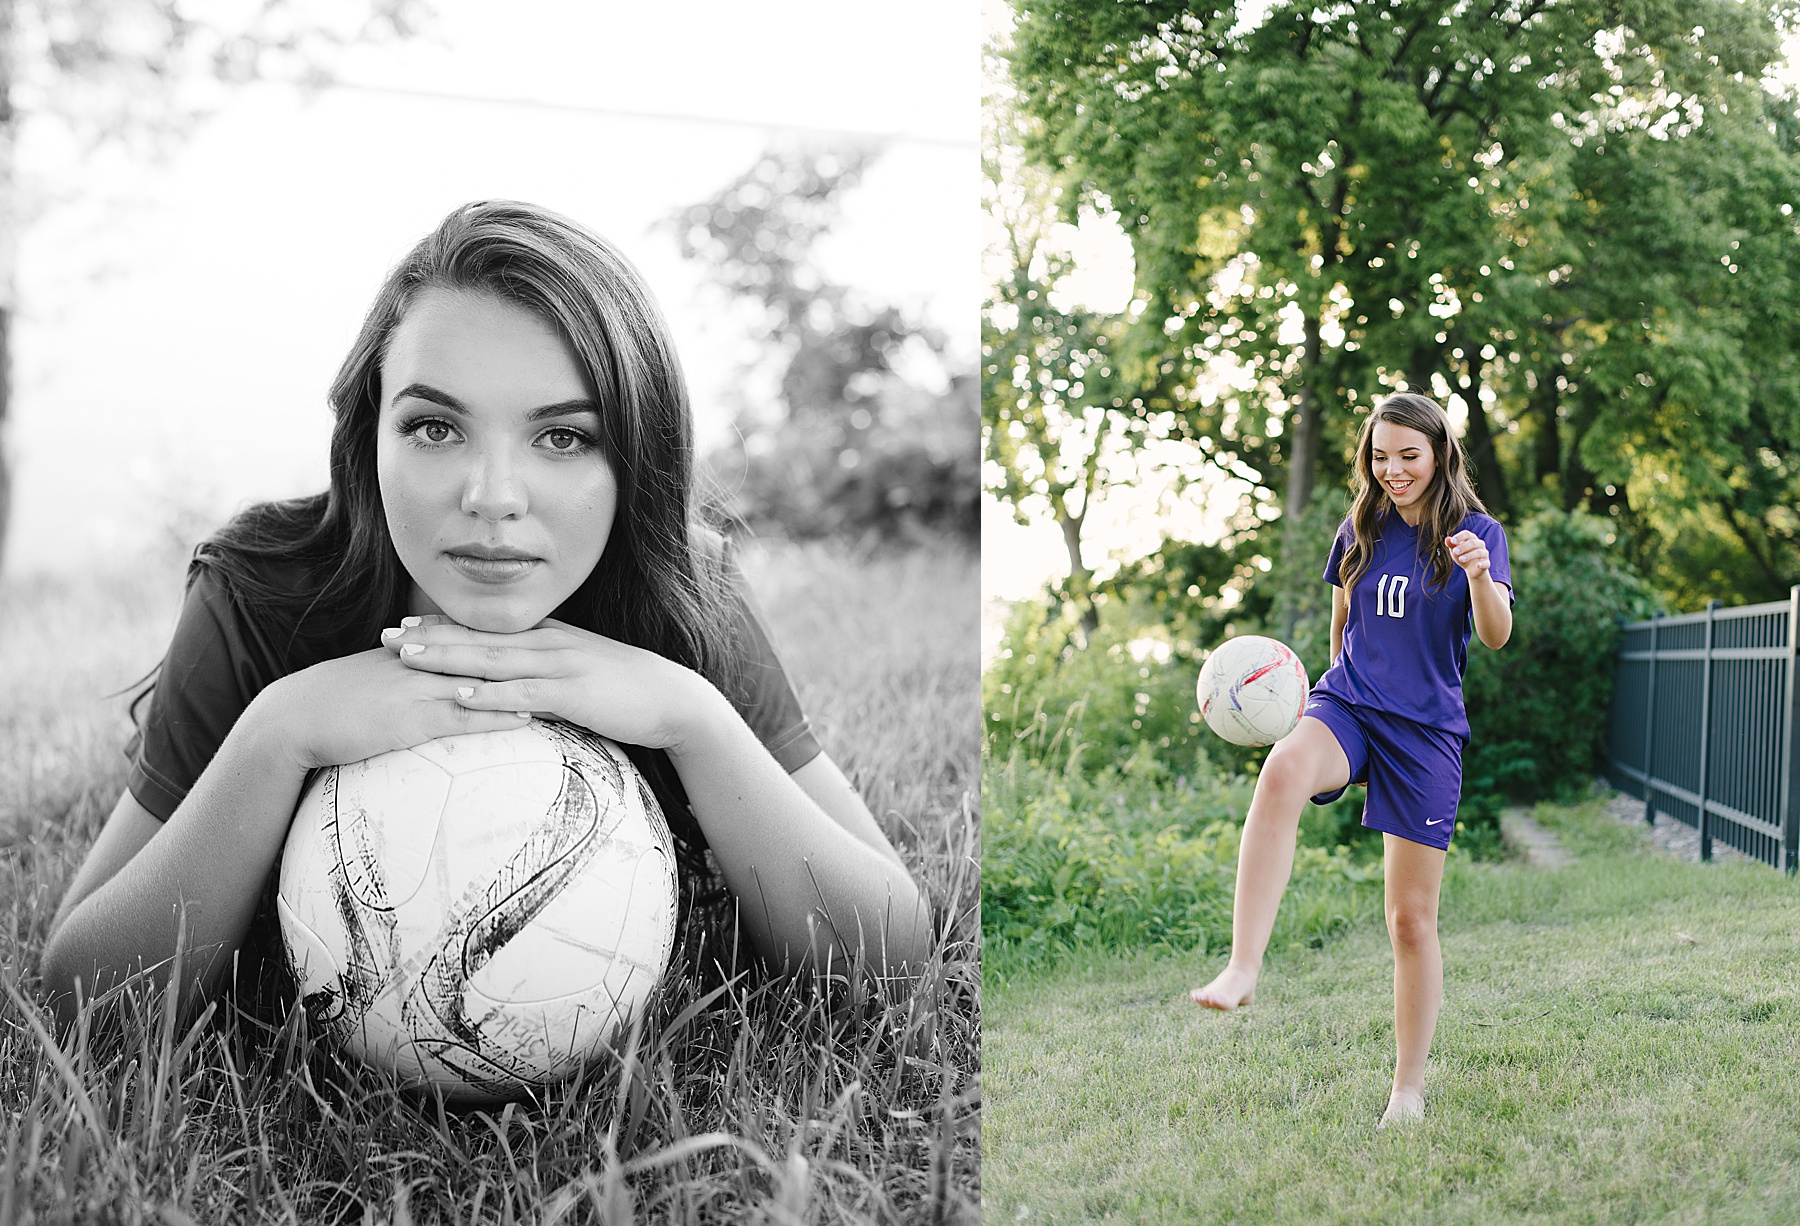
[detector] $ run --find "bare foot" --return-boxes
[1377,1089,1424,1129]
[1189,965,1257,1011]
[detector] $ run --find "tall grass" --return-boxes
[0,540,978,1223]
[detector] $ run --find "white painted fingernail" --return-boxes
[401,615,422,628]
[516,711,532,719]
[402,643,424,656]
[456,686,474,699]
[381,627,402,640]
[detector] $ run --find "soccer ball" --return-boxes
[1196,635,1310,747]
[275,719,678,1105]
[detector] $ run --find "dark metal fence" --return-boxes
[1608,588,1800,872]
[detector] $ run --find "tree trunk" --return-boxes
[1529,370,1559,492]
[1284,311,1325,521]
[1461,359,1510,517]
[1278,312,1327,643]
[1058,505,1098,639]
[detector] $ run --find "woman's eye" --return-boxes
[542,427,592,453]
[402,417,458,446]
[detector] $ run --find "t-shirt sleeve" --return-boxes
[1477,516,1514,602]
[723,565,822,774]
[1322,520,1352,587]
[125,567,278,822]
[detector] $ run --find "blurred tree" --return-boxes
[669,145,977,545]
[0,0,428,572]
[1002,0,1800,610]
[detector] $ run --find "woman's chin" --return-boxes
[432,595,556,634]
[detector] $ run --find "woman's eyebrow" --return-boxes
[525,399,602,422]
[391,382,599,420]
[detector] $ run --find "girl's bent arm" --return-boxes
[40,649,530,1028]
[39,690,308,1027]
[665,683,932,978]
[1470,574,1512,649]
[1330,584,1349,664]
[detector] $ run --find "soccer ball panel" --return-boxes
[275,892,348,1025]
[333,753,455,910]
[469,844,677,1005]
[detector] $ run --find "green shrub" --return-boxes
[1463,509,1659,802]
[981,749,1385,976]
[982,599,1220,779]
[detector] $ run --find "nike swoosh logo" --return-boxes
[1426,818,1447,826]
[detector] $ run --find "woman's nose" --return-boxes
[460,447,528,520]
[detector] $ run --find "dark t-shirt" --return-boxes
[1312,511,1512,738]
[126,561,822,821]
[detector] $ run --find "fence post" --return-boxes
[1783,587,1800,874]
[1698,600,1719,861]
[1643,610,1661,825]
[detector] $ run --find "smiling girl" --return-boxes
[40,201,931,1026]
[1189,392,1512,1127]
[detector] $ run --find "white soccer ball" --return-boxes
[276,719,678,1105]
[1196,635,1310,747]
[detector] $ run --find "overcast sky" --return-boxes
[7,0,976,576]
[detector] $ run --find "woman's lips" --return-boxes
[446,552,540,584]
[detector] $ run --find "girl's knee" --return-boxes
[1385,901,1438,951]
[1257,742,1316,801]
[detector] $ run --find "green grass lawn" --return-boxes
[982,796,1800,1225]
[1,540,978,1224]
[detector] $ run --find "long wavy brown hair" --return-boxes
[1337,392,1488,595]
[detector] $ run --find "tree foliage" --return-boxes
[1001,0,1800,608]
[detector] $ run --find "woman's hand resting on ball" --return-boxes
[377,615,716,754]
[267,646,533,772]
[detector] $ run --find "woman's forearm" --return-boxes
[39,686,309,1024]
[1470,574,1512,649]
[666,689,931,978]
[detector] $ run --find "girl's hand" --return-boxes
[1445,530,1492,581]
[379,615,711,752]
[270,647,534,771]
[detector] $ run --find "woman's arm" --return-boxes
[383,620,932,978]
[1330,584,1349,664]
[40,650,532,1027]
[39,695,309,1025]
[667,692,931,976]
[1447,530,1513,649]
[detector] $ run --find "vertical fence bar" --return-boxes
[1698,600,1718,861]
[1783,587,1800,874]
[1643,611,1661,824]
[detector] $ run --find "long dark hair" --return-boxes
[1338,392,1488,595]
[173,201,739,874]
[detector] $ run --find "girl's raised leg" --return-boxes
[1190,717,1350,1011]
[1379,832,1447,1126]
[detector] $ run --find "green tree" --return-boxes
[1002,0,1800,610]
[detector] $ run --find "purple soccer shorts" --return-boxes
[1301,691,1464,851]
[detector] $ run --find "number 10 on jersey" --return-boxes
[1375,573,1408,618]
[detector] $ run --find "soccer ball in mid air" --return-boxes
[1196,635,1310,746]
[276,720,678,1106]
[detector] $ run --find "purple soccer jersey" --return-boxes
[1312,511,1512,739]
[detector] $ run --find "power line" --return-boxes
[321,78,976,150]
